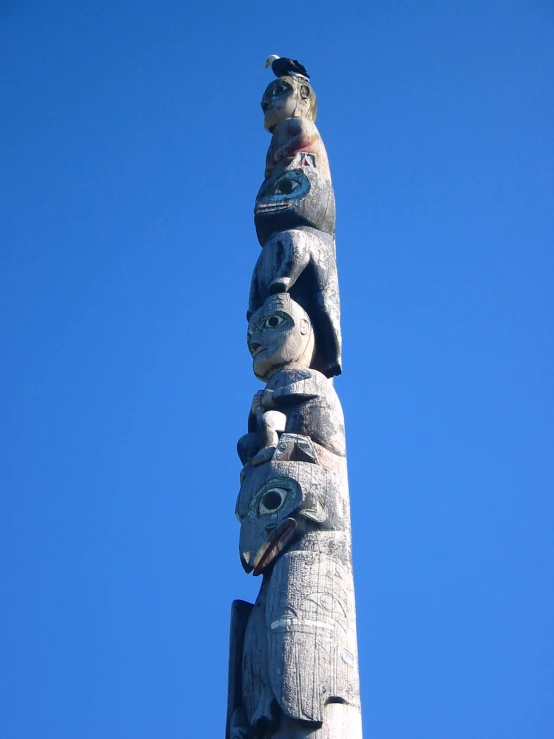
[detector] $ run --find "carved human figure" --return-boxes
[248,225,341,378]
[238,294,345,468]
[262,76,330,180]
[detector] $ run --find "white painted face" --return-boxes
[261,77,315,131]
[247,294,315,381]
[261,78,297,131]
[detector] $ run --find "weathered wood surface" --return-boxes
[254,153,335,243]
[238,294,344,468]
[226,61,362,738]
[248,229,341,378]
[261,77,330,181]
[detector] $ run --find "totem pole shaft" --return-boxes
[226,61,362,739]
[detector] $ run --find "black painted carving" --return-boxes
[254,154,336,245]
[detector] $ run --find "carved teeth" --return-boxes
[255,202,291,212]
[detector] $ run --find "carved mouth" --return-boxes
[250,343,265,358]
[255,202,292,214]
[252,518,297,576]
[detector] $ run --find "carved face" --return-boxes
[247,294,314,381]
[236,457,331,575]
[261,77,317,131]
[254,154,335,244]
[238,473,300,575]
[255,168,310,212]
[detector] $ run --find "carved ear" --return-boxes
[300,318,310,335]
[300,84,310,99]
[299,495,326,523]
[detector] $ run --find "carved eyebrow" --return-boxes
[249,312,279,331]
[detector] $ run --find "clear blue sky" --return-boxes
[2,1,553,737]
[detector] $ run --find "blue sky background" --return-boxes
[2,1,553,737]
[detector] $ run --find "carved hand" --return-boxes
[273,145,288,162]
[251,389,275,415]
[250,390,266,415]
[274,132,318,163]
[261,389,275,408]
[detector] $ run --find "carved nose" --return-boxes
[250,342,261,355]
[261,101,269,112]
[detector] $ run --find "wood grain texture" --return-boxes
[248,229,341,378]
[255,153,335,246]
[226,70,362,738]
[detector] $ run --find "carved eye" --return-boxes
[259,488,287,515]
[274,178,300,195]
[263,314,285,329]
[272,83,288,96]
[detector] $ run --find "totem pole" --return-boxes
[226,58,362,739]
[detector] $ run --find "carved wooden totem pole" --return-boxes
[226,57,363,739]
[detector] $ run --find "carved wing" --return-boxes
[226,600,254,739]
[266,550,360,723]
